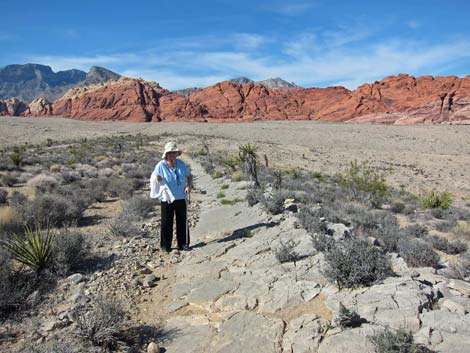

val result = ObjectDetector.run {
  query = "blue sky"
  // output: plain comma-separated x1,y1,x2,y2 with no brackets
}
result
1,0,470,90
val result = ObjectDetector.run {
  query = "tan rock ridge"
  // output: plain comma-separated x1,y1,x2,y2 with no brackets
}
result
8,73,470,124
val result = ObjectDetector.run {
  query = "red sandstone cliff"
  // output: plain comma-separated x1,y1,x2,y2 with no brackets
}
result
4,74,470,124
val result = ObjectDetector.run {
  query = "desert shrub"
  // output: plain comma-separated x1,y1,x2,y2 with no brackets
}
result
335,303,366,328
311,233,335,252
82,178,108,203
53,229,89,274
274,239,300,263
434,219,457,232
9,147,24,168
123,195,155,220
14,192,86,227
420,190,452,209
107,177,134,199
262,191,287,215
72,296,126,349
61,169,81,184
109,211,141,237
324,238,392,289
0,188,7,204
0,253,35,319
27,173,59,193
390,201,405,214
0,174,17,187
402,224,428,238
221,184,229,190
246,186,264,206
217,191,226,199
427,235,467,255
370,327,435,353
453,223,470,240
75,163,98,178
397,238,440,268
447,251,470,280
338,160,388,207
297,206,328,235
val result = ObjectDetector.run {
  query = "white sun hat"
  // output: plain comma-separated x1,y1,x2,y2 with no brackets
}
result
162,141,182,159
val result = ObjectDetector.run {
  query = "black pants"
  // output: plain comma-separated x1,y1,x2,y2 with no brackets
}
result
160,199,189,251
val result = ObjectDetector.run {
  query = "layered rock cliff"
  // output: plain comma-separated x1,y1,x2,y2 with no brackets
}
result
3,73,470,124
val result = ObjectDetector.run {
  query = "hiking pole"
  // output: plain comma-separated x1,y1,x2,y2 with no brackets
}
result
185,191,190,246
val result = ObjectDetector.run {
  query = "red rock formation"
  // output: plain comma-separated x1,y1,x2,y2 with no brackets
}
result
17,74,470,124
0,98,28,116
51,78,167,122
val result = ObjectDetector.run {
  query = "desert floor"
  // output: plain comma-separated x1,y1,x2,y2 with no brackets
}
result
1,117,469,205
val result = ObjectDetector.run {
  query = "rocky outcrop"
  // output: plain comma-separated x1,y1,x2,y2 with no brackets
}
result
9,73,470,124
0,63,121,103
0,97,28,116
51,78,166,122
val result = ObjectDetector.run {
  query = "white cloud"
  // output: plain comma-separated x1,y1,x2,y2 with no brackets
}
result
24,31,470,90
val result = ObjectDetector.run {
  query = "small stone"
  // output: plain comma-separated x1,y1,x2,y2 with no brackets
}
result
147,342,160,353
67,273,85,284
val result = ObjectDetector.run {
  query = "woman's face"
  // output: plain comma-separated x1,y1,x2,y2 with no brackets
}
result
166,151,178,162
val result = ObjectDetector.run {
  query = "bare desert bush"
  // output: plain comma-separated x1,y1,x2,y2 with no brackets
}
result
246,185,264,206
420,190,452,209
0,261,35,320
75,163,98,178
324,238,392,289
107,177,135,199
109,211,141,237
452,222,470,240
15,193,86,227
262,191,288,215
401,224,428,238
0,188,7,204
335,303,366,328
81,178,108,203
397,238,440,268
72,296,126,349
0,173,18,187
27,173,59,193
427,235,467,255
311,233,335,252
370,327,435,353
274,239,300,263
338,160,389,208
61,169,82,184
447,251,470,280
53,229,89,275
123,194,155,220
297,206,328,235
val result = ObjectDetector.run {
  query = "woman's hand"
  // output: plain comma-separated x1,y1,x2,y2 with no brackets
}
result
157,175,162,182
185,185,191,194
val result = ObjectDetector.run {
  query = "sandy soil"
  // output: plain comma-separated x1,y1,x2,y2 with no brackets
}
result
1,117,470,205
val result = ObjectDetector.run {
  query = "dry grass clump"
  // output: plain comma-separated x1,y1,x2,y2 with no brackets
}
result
274,239,300,263
27,173,59,193
72,296,126,350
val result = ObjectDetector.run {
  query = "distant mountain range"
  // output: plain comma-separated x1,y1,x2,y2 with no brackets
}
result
1,63,470,124
174,77,299,97
0,64,120,103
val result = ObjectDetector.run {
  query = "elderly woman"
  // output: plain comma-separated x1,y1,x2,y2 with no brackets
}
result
154,141,192,253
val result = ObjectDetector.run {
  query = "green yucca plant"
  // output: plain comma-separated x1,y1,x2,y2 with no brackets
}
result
238,143,260,187
1,225,56,273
